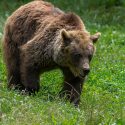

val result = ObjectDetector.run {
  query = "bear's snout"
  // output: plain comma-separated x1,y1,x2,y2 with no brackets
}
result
82,63,90,75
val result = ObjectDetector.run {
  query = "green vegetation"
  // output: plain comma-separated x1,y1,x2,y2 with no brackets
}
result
0,0,125,124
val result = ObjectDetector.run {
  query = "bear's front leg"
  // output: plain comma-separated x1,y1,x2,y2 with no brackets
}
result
21,67,40,93
60,68,85,106
20,58,40,93
22,71,40,93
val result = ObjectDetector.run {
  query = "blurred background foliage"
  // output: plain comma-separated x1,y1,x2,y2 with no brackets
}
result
0,0,125,10
0,0,125,31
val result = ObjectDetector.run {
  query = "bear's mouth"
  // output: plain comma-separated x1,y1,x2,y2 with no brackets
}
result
69,66,80,77
69,67,89,81
69,66,86,78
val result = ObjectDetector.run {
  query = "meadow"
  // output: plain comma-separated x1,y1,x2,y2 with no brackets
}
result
0,0,125,124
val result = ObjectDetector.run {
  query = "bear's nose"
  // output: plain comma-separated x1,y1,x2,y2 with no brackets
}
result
83,63,90,75
83,67,90,75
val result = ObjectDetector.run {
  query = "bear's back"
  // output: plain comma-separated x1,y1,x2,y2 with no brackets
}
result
4,0,63,46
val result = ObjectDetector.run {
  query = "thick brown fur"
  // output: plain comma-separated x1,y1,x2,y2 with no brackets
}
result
3,0,100,105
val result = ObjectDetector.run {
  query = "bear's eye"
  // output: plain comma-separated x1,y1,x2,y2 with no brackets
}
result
75,53,82,58
72,53,82,61
88,54,93,61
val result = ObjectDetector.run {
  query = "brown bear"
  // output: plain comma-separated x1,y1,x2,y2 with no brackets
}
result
3,0,101,105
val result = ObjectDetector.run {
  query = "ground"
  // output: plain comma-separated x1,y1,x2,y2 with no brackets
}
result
0,0,125,124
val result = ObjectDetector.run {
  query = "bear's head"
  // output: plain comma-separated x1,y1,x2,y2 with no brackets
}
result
54,29,101,78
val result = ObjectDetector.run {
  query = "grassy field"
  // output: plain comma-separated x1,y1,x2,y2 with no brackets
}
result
0,0,125,124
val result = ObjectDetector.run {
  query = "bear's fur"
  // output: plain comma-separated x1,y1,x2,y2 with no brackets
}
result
3,0,101,105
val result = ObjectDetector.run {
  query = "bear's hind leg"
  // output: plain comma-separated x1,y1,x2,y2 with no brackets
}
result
7,68,24,90
3,42,24,90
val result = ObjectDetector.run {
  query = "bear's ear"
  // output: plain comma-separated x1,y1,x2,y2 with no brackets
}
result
90,32,101,43
61,29,71,45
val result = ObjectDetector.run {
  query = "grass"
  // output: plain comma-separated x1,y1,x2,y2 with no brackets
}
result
0,0,125,124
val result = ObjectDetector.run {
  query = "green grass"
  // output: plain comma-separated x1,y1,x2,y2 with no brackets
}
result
0,0,125,124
